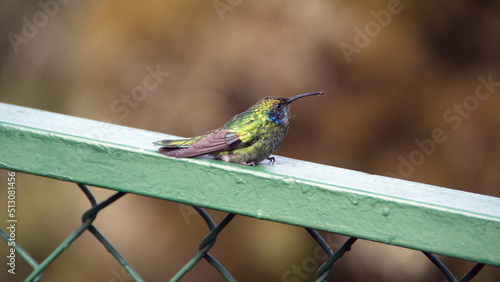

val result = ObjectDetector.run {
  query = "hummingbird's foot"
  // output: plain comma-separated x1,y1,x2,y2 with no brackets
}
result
242,161,256,166
267,157,275,165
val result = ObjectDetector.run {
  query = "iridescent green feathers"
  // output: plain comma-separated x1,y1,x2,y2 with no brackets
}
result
155,92,323,165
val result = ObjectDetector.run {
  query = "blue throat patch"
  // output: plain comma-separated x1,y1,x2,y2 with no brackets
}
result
268,111,284,125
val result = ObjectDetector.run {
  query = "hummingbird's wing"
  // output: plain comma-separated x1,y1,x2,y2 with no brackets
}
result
159,129,243,158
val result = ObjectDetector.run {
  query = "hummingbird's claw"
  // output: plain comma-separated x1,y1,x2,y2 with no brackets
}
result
267,157,275,165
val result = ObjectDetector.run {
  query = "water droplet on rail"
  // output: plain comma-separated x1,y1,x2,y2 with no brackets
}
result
382,207,390,217
256,210,264,218
350,198,359,205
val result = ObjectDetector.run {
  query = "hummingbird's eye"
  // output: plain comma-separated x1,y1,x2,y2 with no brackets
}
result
274,103,283,110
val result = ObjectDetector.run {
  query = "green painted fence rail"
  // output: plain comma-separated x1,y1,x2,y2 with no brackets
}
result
1,102,499,280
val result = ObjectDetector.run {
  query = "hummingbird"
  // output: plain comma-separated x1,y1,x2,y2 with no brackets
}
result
154,92,324,165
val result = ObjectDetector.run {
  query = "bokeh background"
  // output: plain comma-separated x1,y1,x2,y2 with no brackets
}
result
1,1,499,281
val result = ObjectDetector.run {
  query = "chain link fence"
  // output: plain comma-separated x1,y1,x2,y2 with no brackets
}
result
0,181,490,281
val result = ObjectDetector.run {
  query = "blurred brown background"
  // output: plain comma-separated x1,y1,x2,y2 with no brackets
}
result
0,1,499,281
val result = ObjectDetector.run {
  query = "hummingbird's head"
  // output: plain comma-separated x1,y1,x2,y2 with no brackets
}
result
257,92,324,125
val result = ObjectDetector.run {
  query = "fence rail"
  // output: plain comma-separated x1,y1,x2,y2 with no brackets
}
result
1,102,499,280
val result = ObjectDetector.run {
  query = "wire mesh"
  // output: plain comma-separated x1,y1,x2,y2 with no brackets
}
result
171,207,236,281
0,180,493,281
423,251,486,282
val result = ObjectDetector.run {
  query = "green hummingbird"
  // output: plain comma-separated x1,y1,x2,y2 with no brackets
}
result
154,91,324,165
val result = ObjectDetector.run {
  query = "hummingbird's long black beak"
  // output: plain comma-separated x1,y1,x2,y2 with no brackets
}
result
287,92,324,104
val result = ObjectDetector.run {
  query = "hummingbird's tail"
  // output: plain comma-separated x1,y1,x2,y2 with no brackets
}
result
154,138,196,147
158,146,191,157
154,137,200,158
